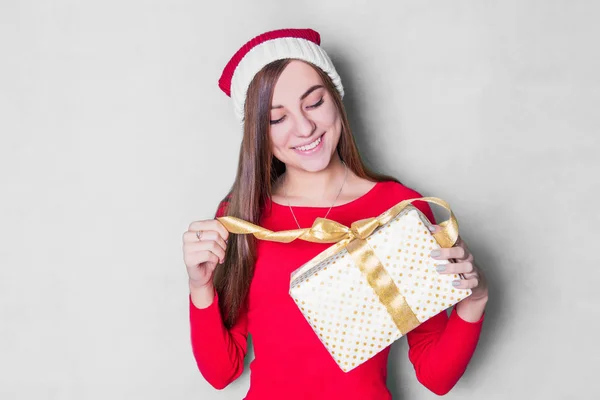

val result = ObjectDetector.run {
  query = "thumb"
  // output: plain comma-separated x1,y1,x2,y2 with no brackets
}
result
427,224,440,234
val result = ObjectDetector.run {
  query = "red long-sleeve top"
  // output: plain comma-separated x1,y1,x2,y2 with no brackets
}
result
189,181,484,399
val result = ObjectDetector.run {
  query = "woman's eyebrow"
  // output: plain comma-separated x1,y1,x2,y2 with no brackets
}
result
271,85,324,109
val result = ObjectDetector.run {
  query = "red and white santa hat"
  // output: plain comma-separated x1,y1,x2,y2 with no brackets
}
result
218,28,345,122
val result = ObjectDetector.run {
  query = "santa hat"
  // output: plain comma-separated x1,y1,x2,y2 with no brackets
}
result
218,28,344,123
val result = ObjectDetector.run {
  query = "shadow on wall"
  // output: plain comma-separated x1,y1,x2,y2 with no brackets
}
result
326,46,504,398
324,47,383,174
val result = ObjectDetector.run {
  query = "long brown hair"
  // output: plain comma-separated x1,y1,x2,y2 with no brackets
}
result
213,59,399,328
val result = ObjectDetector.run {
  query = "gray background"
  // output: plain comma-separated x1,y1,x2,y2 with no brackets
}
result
1,0,598,399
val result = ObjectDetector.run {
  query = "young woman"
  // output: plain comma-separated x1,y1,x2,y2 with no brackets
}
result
182,28,488,399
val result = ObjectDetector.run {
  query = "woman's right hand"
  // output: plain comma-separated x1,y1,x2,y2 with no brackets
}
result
183,219,229,290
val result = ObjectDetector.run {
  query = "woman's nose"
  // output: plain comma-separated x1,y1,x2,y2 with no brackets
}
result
293,112,316,137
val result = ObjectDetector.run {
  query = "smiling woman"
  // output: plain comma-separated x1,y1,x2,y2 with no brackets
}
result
268,63,342,173
182,28,487,400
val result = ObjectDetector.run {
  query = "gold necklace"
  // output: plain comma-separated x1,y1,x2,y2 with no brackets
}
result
283,161,348,229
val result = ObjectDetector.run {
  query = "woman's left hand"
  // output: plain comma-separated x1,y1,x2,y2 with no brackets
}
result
428,225,489,303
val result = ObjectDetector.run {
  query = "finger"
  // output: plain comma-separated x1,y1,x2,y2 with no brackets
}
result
195,235,228,258
202,232,228,253
462,272,478,279
192,250,220,267
451,276,479,290
455,236,474,262
427,224,439,234
188,220,230,242
434,261,474,275
183,230,227,251
189,241,226,263
430,246,470,261
429,229,475,261
183,230,203,243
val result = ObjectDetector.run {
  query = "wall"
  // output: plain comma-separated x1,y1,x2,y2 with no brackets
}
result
1,1,598,399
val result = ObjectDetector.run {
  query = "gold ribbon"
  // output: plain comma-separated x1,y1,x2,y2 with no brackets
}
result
217,197,459,334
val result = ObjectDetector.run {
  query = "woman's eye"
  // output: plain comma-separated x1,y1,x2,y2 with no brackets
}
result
270,116,285,125
269,98,323,124
308,97,324,109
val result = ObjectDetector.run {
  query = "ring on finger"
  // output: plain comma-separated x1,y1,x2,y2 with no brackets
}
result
196,230,203,241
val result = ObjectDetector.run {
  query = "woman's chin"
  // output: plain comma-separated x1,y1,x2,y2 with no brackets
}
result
293,155,334,173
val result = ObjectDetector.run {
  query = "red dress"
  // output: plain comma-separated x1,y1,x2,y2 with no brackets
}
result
189,181,484,399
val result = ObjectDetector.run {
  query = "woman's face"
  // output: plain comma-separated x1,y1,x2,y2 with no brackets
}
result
269,60,342,173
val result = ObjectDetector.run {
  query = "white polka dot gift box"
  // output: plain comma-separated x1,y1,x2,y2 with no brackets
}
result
217,197,471,373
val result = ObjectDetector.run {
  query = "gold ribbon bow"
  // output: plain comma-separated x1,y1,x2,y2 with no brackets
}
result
217,197,459,334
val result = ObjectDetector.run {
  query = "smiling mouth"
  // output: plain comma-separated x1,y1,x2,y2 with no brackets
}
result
293,133,324,151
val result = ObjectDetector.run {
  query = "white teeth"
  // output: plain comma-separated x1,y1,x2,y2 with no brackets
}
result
295,136,322,151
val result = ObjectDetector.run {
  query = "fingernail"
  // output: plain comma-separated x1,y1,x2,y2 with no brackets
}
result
452,280,461,287
430,249,441,257
428,226,436,232
435,265,446,272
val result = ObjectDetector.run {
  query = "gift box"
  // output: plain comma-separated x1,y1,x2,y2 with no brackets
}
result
218,197,471,373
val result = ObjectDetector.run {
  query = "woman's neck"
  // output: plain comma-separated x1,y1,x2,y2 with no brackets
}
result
276,156,348,204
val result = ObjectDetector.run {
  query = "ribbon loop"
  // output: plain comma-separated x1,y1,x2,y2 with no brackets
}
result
350,217,380,240
309,218,350,242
